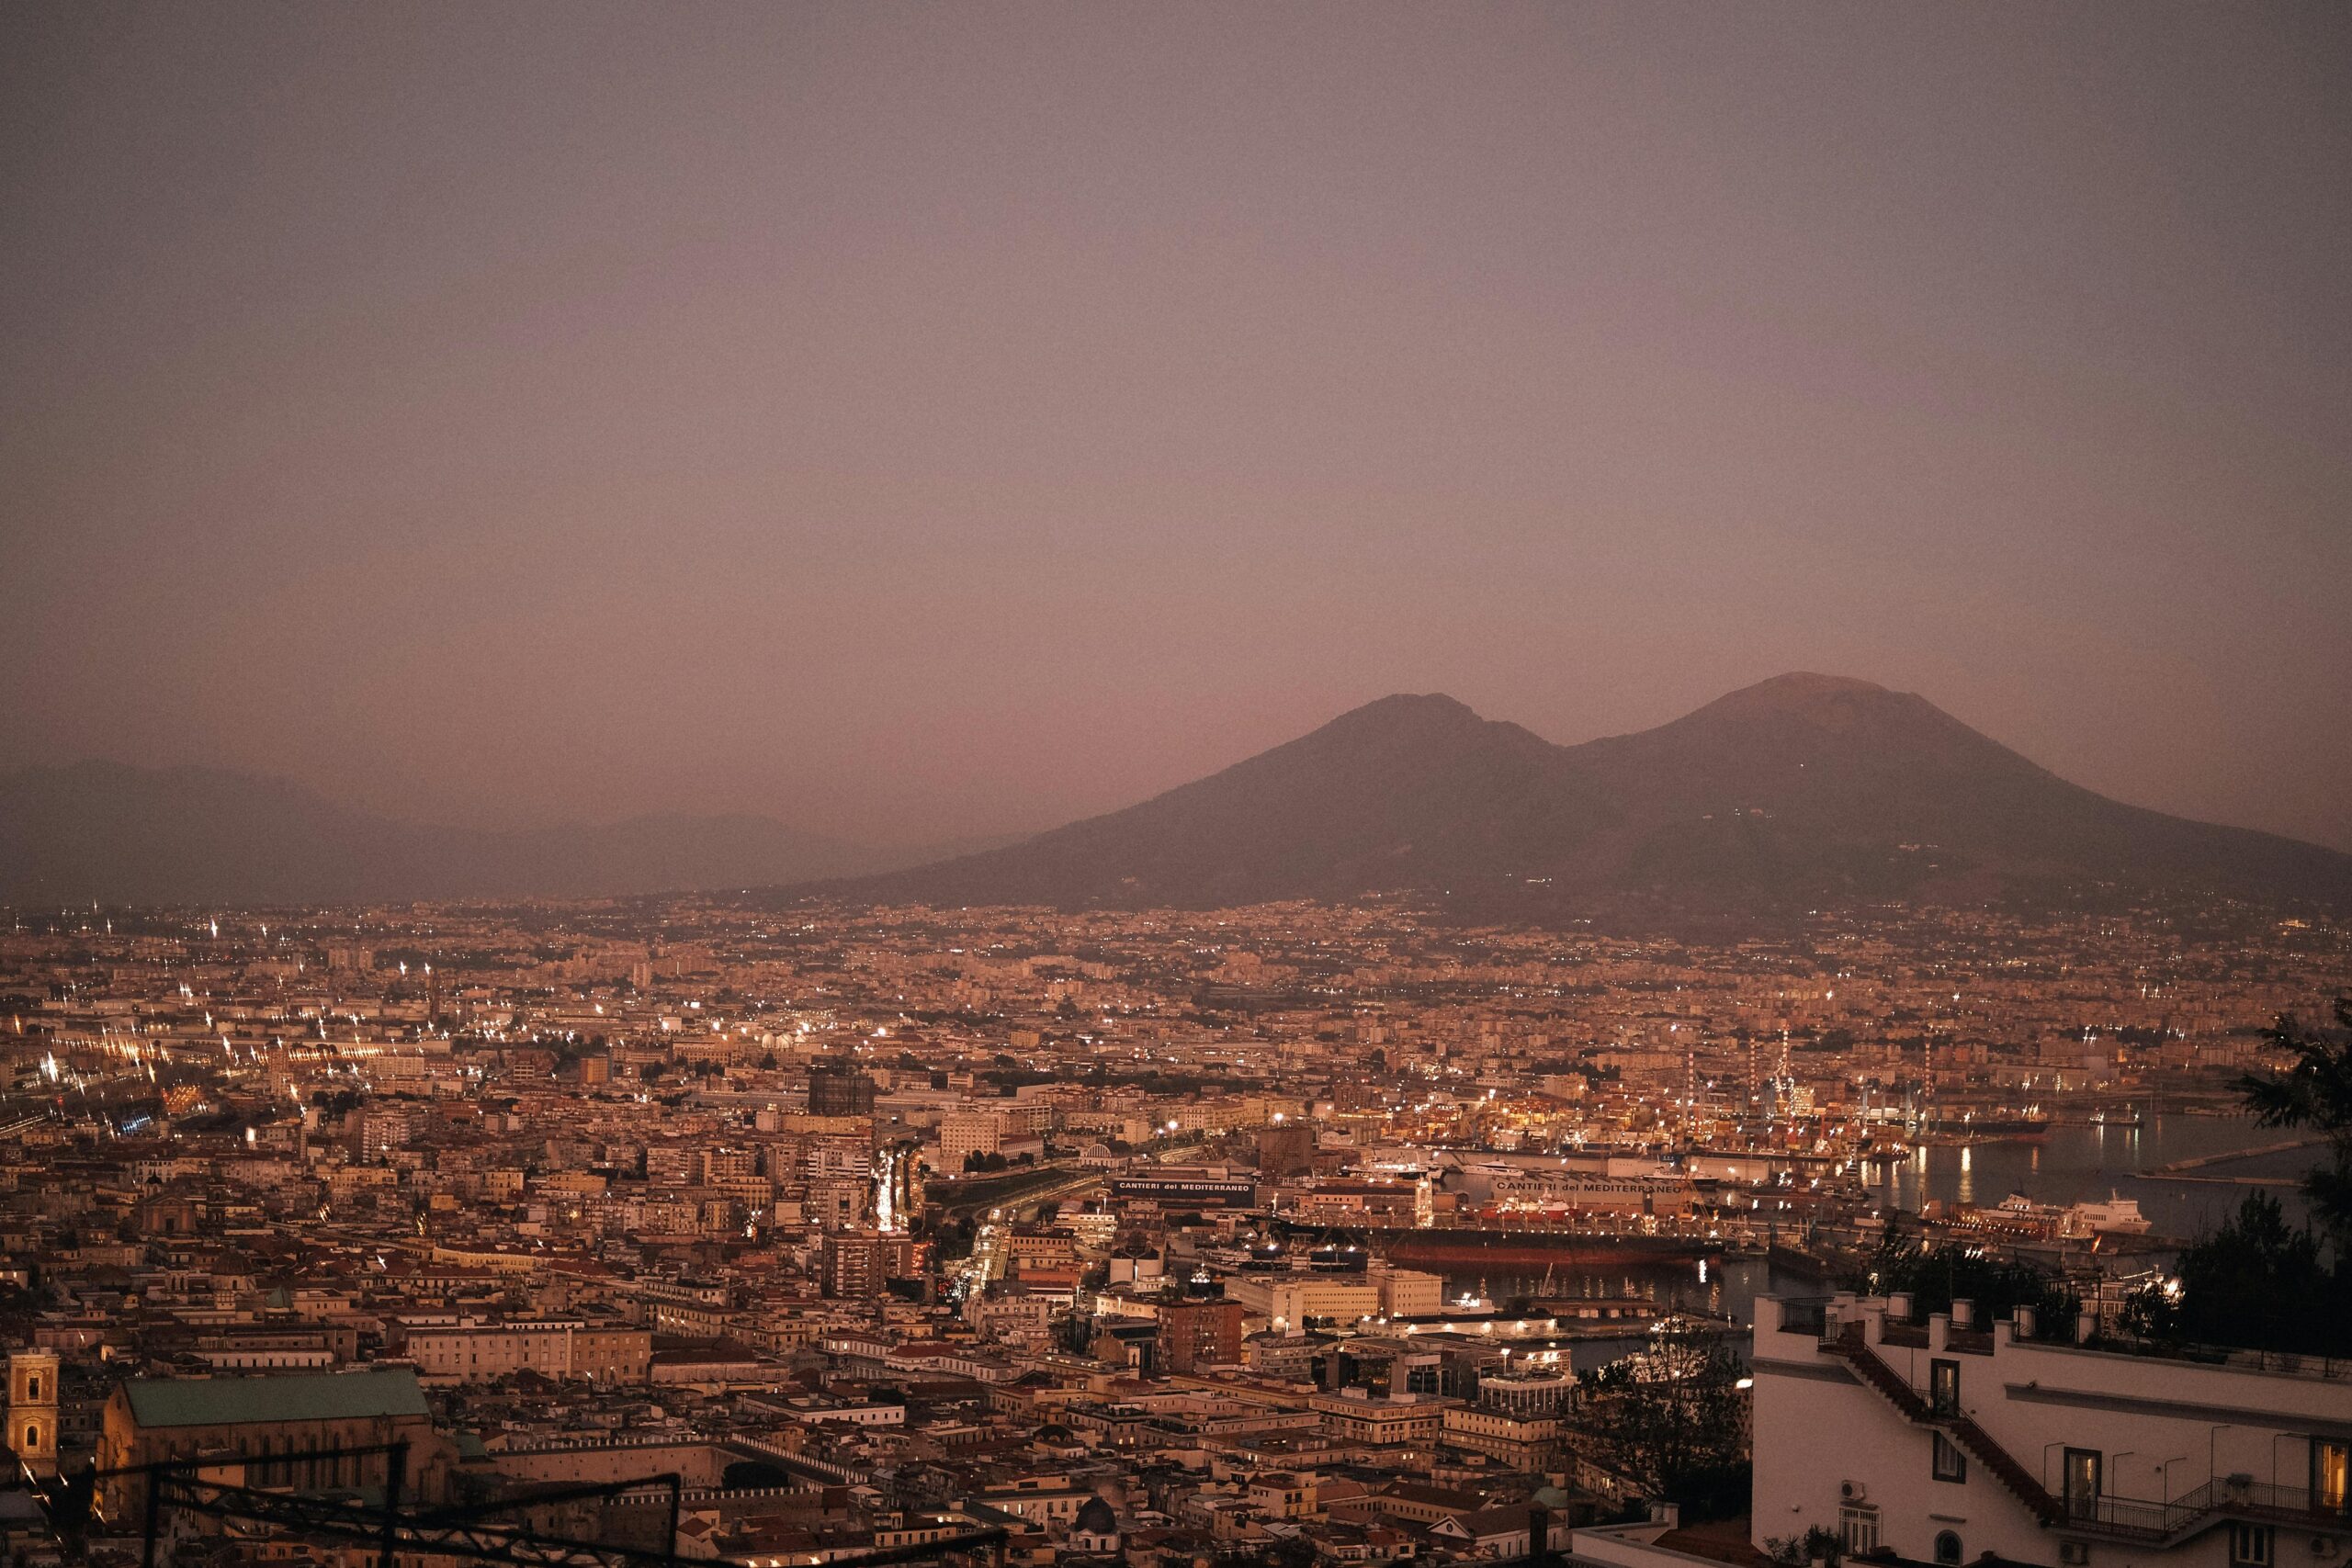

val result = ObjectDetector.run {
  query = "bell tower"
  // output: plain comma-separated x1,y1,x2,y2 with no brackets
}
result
6,1348,60,1477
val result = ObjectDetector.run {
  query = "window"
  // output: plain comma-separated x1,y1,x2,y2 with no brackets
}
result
24,1376,39,1401
1838,1505,1880,1556
2315,1438,2350,1515
1930,1359,1961,1416
2230,1524,2273,1568
2063,1449,2103,1520
1934,1532,1963,1566
1933,1431,1970,1483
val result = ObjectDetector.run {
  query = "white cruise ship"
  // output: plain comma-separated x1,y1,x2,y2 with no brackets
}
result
2063,1190,2152,1236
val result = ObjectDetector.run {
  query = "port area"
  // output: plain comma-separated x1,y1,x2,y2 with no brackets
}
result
2144,1134,2334,1184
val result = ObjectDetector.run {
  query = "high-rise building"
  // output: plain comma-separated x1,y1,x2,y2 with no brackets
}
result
821,1231,914,1299
1157,1295,1244,1373
808,1062,875,1118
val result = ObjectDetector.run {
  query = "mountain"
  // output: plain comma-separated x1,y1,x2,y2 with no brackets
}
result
0,761,944,907
14,677,2346,913
825,674,2352,912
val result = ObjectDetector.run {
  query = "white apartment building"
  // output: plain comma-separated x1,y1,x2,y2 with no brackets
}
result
1371,1264,1447,1317
1225,1272,1382,1334
937,1111,1003,1169
1751,1293,2352,1568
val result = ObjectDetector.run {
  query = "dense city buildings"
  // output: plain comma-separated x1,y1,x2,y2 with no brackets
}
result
0,891,2343,1567
14,0,2349,1564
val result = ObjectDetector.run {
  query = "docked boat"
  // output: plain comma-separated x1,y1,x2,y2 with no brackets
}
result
2063,1190,2152,1236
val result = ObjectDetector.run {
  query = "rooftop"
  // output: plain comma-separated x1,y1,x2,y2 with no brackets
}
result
123,1368,430,1429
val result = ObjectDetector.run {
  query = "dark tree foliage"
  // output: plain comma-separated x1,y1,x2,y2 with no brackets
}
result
2130,1191,2352,1358
2236,994,2352,1248
1578,1322,1752,1519
1216,1540,1315,1568
1841,1235,2077,1329
933,1217,976,1262
2125,1001,2352,1359
721,1460,794,1490
1764,1526,1846,1567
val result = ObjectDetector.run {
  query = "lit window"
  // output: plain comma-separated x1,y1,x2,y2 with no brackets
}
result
2315,1439,2350,1516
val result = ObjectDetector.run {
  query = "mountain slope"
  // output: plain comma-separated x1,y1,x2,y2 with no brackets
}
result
836,694,1611,908
831,674,2352,910
1543,674,2345,902
0,761,906,906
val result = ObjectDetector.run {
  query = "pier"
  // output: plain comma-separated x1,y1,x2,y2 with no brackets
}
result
2144,1135,2328,1185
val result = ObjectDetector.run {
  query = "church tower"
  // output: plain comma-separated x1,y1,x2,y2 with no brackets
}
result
7,1348,60,1478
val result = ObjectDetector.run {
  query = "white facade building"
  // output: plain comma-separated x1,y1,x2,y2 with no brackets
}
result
1751,1293,2352,1568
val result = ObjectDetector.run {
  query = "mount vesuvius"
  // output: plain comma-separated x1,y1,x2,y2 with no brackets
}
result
819,674,2352,913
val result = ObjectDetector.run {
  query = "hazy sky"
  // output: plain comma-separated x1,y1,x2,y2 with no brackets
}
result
5,4,2348,851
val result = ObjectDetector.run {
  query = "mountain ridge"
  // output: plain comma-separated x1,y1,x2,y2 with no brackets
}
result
6,674,2345,913
0,759,990,907
820,674,2352,913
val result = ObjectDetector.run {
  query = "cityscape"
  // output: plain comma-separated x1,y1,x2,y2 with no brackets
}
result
5,6,2350,1568
0,886,2346,1567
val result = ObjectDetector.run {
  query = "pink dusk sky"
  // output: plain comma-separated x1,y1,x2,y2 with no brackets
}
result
4,4,2347,850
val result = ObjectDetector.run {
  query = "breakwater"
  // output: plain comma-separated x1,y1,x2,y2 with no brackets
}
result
2147,1135,2328,1178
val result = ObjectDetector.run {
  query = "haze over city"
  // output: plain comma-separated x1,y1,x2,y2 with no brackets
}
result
6,4,2350,854
6,10,2352,1568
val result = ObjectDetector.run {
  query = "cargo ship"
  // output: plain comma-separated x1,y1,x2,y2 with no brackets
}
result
1919,1111,2052,1137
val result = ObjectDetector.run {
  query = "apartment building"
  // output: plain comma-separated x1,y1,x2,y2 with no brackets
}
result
937,1111,1002,1169
1752,1293,2352,1568
1227,1272,1381,1334
1157,1295,1246,1373
1310,1389,1453,1447
398,1318,651,1386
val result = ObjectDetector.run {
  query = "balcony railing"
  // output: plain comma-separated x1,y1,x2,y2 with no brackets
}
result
2073,1336,2352,1383
2059,1480,2352,1542
2166,1478,2352,1527
2054,1492,2181,1540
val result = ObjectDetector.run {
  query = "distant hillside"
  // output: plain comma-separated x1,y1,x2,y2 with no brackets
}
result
0,761,934,907
13,675,2345,914
824,674,2352,912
